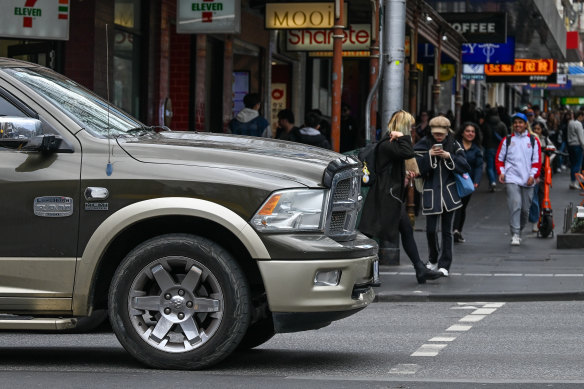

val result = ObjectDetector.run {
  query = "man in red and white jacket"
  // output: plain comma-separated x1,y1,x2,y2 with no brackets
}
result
495,112,542,246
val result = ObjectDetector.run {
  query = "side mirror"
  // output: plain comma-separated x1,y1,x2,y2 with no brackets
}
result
0,117,42,149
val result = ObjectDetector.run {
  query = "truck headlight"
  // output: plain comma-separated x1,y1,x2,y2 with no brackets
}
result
251,189,326,232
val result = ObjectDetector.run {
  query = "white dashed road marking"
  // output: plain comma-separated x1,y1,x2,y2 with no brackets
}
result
380,272,583,277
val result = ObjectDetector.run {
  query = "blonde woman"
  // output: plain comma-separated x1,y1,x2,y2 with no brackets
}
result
359,110,443,283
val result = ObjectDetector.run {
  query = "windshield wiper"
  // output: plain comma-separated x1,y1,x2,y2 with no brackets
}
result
124,126,171,136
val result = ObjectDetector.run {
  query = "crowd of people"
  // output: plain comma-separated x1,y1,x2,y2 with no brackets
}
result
229,93,584,284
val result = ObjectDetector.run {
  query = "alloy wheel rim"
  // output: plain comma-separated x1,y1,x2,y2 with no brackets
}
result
127,256,224,353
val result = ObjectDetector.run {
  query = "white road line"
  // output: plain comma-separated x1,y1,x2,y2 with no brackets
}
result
446,324,473,331
379,272,584,277
524,274,554,277
411,343,448,357
466,273,493,276
555,274,584,277
429,336,457,342
483,302,505,308
493,273,523,276
472,308,497,315
460,314,486,322
389,364,419,374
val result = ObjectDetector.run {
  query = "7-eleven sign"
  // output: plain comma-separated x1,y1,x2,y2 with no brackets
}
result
177,0,240,33
3,0,70,40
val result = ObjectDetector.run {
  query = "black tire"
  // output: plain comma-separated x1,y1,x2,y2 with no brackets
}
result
108,233,251,370
236,315,276,350
539,215,553,238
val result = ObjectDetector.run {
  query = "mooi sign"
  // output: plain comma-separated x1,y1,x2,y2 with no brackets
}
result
286,24,370,51
266,2,347,29
0,0,69,40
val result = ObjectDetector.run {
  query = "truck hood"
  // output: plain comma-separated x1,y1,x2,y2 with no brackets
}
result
116,131,355,187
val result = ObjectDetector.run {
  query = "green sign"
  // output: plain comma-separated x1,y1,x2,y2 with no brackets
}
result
561,97,584,105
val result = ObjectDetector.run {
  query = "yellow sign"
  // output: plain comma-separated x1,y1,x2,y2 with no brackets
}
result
440,64,455,81
265,2,347,29
485,59,555,76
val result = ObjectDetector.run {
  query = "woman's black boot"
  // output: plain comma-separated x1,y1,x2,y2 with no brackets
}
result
414,266,443,284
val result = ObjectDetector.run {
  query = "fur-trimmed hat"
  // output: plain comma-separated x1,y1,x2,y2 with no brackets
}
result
429,116,450,134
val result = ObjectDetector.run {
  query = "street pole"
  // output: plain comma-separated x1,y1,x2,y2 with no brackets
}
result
331,0,345,152
381,0,406,130
379,0,406,266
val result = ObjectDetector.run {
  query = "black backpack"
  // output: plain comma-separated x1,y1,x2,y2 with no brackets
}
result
357,136,388,187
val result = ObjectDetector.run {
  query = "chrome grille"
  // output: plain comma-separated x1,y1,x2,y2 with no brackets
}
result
324,167,362,241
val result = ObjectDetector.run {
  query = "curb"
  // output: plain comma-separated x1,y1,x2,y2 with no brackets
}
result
373,291,584,303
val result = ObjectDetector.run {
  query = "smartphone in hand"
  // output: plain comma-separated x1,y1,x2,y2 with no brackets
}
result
432,143,443,150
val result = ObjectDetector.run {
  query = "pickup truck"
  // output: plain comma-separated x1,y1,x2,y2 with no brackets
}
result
0,58,378,369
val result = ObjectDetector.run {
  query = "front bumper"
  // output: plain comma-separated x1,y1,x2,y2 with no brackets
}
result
256,254,378,314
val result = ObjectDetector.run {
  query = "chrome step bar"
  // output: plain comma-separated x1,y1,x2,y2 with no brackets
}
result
0,317,77,330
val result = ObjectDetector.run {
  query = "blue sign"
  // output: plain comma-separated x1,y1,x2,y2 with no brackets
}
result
417,44,456,64
462,37,515,64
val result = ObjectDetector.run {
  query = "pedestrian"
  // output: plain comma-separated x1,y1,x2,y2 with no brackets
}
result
359,110,443,284
275,108,300,141
414,116,471,277
340,102,358,152
495,112,542,246
482,107,508,192
296,111,331,149
414,110,430,142
567,110,584,189
228,93,271,138
453,122,484,243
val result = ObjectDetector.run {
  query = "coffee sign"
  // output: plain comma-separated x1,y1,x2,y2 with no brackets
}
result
441,13,507,43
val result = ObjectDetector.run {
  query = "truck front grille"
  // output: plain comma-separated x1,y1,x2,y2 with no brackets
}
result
324,167,362,241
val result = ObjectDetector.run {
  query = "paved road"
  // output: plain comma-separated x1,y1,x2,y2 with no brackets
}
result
0,302,583,388
375,169,584,301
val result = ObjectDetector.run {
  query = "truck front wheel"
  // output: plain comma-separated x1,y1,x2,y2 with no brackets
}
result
108,233,251,369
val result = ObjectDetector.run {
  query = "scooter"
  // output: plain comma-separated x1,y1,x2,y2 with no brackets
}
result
537,144,568,238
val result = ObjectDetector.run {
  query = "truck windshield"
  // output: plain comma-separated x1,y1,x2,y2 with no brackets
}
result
4,66,143,138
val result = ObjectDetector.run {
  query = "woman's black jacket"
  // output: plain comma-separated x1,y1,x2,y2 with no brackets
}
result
414,135,471,215
358,134,414,243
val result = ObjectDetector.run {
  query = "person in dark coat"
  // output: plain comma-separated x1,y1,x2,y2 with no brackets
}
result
414,116,471,277
452,122,484,243
481,107,508,192
359,110,443,284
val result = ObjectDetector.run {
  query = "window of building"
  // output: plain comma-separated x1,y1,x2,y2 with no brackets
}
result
114,0,142,118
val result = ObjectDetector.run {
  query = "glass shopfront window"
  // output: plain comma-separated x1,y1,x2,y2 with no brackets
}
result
114,0,142,118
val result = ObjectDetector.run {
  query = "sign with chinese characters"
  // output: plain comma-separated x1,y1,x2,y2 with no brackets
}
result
462,37,515,64
286,24,370,51
484,59,555,76
177,0,240,34
442,12,507,43
0,0,70,40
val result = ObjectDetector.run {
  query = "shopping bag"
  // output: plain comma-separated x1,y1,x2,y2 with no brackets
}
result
455,172,474,198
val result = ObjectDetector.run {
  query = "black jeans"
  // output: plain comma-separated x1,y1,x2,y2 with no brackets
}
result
453,194,472,232
426,210,455,270
398,204,424,269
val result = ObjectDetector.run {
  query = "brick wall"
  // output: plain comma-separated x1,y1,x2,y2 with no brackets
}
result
64,0,97,90
169,7,191,132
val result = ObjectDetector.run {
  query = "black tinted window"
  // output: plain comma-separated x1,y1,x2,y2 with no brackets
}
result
0,94,26,117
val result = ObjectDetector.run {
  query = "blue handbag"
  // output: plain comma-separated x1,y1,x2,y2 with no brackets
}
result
455,172,474,198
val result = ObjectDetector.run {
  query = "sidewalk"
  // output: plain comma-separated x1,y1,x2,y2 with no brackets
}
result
374,169,584,302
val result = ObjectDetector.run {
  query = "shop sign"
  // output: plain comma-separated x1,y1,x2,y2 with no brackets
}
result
561,97,584,105
486,74,557,83
177,0,240,34
0,0,70,40
525,81,572,90
462,37,515,65
462,64,485,80
441,13,507,43
485,59,555,76
265,3,347,29
308,51,370,57
286,24,370,51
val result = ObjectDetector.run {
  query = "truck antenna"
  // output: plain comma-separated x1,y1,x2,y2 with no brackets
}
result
106,23,113,176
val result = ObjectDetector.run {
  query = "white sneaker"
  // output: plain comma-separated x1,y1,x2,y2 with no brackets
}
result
532,223,539,232
426,262,438,271
511,234,521,246
438,268,449,277
569,182,580,190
